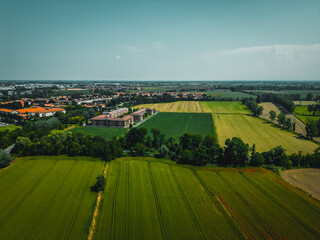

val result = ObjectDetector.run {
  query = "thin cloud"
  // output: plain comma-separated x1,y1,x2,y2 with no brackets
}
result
115,55,121,59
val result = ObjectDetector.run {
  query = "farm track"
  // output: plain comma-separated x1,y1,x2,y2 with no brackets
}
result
168,165,205,239
192,170,246,240
25,161,77,240
110,162,121,240
63,161,96,240
147,162,166,240
0,160,58,227
125,162,129,240
239,172,320,238
215,172,281,239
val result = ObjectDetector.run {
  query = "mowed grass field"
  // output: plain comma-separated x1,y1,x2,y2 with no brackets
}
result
0,155,104,240
138,112,215,139
95,157,320,239
133,101,203,112
70,126,127,140
135,101,318,154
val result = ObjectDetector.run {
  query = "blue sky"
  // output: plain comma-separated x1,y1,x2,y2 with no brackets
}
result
0,0,319,80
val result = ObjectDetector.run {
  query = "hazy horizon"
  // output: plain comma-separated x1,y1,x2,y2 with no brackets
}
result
1,0,319,81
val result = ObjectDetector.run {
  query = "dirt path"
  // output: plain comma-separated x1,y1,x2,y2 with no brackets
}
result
282,169,320,200
87,164,109,240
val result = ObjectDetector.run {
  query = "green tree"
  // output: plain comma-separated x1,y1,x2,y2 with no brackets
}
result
91,175,106,192
224,137,250,166
250,152,265,166
269,110,277,121
305,119,318,139
15,137,32,155
0,150,12,168
277,113,286,127
133,143,147,156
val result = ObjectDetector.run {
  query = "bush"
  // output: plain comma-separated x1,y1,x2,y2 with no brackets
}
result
0,150,13,169
90,175,106,192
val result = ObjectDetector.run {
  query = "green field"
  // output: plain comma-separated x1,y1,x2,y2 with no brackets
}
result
95,157,320,239
70,126,127,140
204,90,257,100
200,101,249,114
138,112,215,139
0,125,20,132
0,155,105,240
294,106,320,124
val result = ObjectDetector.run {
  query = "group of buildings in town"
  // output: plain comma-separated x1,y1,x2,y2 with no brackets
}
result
0,107,66,118
90,107,155,128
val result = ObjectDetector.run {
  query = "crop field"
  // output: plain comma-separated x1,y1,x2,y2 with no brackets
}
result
95,157,320,239
0,155,104,240
204,90,256,100
133,101,203,113
282,169,320,200
213,114,318,154
70,126,127,140
200,101,249,114
293,101,317,106
138,112,215,139
294,106,320,124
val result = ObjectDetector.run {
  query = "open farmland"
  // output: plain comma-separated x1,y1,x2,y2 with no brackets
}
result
0,156,104,240
204,90,256,100
294,106,320,124
70,126,127,140
200,101,249,114
213,114,318,154
138,112,215,139
95,157,320,239
282,169,320,200
134,101,317,153
133,101,203,113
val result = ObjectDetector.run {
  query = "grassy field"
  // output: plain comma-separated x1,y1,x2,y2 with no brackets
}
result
134,101,318,153
0,125,20,132
0,155,105,240
133,101,203,113
70,126,127,140
95,157,320,239
294,101,317,106
282,169,320,200
138,112,215,139
294,106,320,124
214,114,318,154
205,90,256,100
200,101,249,114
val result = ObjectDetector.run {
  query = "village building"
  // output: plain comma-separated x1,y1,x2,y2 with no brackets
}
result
130,108,154,122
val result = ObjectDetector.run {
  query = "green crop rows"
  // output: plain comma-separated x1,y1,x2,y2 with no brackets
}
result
0,156,104,240
95,158,320,239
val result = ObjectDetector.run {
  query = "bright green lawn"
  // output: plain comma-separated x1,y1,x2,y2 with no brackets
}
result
138,112,215,139
96,157,320,239
70,126,127,140
0,155,105,240
0,125,20,132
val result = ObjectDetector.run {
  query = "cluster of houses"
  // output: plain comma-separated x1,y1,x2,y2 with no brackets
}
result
0,107,66,118
90,107,155,128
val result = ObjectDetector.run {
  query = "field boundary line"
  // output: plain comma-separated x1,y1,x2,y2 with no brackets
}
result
125,162,129,240
0,160,59,228
239,172,320,238
110,161,121,240
87,163,110,240
192,169,246,240
215,172,280,239
25,160,77,240
169,165,206,239
64,161,96,240
147,162,166,240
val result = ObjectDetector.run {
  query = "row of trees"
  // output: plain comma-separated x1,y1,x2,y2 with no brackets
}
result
305,118,320,139
242,99,263,117
307,104,320,116
11,125,320,171
269,111,295,131
259,93,295,113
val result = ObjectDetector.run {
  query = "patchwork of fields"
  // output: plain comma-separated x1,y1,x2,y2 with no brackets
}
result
138,112,215,139
70,126,127,140
0,156,104,240
133,101,203,113
95,158,320,239
135,101,318,153
294,106,320,124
